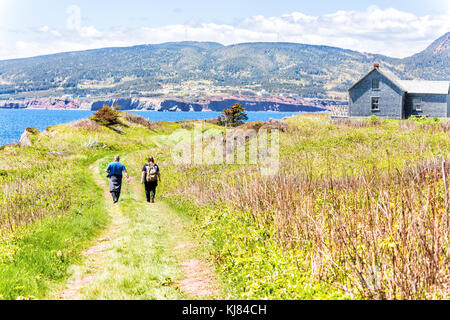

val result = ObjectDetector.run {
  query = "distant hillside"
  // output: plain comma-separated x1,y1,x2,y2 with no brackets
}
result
402,32,450,80
0,33,448,99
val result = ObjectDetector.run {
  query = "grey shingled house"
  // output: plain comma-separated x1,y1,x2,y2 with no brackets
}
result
348,64,450,119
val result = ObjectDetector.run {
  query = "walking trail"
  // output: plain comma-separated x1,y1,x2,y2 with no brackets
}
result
56,155,221,300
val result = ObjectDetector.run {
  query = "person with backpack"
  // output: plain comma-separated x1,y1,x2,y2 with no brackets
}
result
141,157,161,203
106,155,130,204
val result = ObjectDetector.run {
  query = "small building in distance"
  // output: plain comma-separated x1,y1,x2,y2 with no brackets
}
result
348,64,450,119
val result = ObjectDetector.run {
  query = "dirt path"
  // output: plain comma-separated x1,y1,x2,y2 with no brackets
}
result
57,156,221,300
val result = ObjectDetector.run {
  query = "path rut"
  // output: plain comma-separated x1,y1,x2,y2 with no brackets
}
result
57,155,221,300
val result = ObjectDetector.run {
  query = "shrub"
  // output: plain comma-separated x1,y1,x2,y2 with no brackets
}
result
123,113,155,130
334,118,381,128
23,127,40,144
71,119,101,131
90,105,121,126
178,122,195,130
25,127,40,135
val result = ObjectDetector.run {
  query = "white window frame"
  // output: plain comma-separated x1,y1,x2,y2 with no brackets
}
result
371,97,380,111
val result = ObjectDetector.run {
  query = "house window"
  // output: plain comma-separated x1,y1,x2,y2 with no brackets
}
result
372,79,380,90
371,97,380,111
413,98,422,112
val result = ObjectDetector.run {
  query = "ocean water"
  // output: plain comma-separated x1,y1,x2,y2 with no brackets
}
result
0,109,305,146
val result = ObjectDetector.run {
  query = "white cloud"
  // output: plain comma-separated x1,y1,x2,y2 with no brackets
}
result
39,26,62,37
79,26,103,38
1,6,449,60
235,7,449,56
65,5,102,38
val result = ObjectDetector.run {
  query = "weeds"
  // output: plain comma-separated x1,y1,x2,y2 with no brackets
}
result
1,112,448,300
123,113,157,131
163,115,450,299
71,119,101,131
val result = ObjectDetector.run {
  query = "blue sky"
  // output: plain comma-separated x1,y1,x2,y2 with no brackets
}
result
0,0,449,60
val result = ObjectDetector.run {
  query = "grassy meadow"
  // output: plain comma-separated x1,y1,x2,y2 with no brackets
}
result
161,115,450,300
0,112,449,300
0,114,182,299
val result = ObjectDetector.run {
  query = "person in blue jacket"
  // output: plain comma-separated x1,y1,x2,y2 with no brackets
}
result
106,155,130,203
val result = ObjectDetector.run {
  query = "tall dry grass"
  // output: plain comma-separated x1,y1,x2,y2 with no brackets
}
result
165,117,450,299
0,176,72,233
0,158,73,235
171,158,450,299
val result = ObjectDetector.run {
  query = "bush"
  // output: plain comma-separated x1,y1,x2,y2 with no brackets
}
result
90,105,121,126
25,127,40,135
123,113,155,130
71,119,101,131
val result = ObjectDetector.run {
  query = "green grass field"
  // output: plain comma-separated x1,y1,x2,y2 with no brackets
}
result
0,113,449,300
161,115,450,299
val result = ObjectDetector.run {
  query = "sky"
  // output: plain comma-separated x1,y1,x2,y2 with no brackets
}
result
0,0,449,60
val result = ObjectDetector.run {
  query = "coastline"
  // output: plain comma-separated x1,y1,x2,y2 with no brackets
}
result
0,108,92,111
2,95,334,114
0,110,317,147
0,108,329,113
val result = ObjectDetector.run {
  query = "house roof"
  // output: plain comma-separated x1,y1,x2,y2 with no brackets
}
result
397,80,449,94
376,68,406,91
349,66,450,95
348,67,407,92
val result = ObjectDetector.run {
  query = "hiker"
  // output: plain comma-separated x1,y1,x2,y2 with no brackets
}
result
141,157,161,203
106,155,130,203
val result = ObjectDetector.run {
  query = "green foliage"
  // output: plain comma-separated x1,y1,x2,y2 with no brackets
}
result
0,111,181,299
24,127,40,144
0,167,108,300
1,112,448,300
25,127,40,135
217,103,248,127
79,195,189,300
402,32,450,80
165,196,349,300
161,114,450,300
1,34,447,99
410,115,441,124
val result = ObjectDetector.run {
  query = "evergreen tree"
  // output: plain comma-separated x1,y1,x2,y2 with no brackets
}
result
217,103,248,127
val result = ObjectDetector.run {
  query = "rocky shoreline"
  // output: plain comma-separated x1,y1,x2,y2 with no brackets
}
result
0,97,337,113
0,98,87,110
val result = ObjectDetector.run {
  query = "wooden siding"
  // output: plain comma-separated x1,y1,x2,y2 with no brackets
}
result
349,69,404,119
